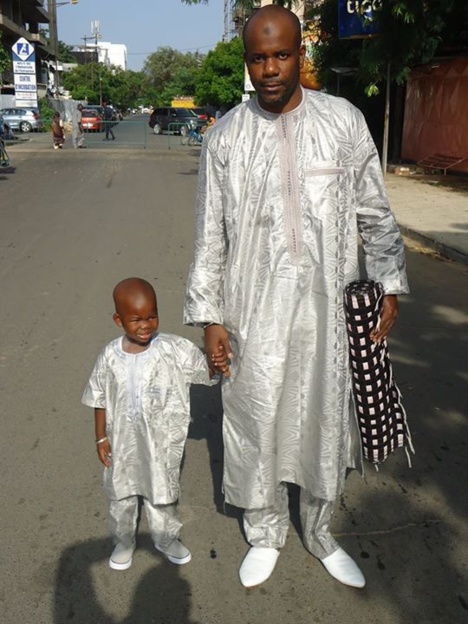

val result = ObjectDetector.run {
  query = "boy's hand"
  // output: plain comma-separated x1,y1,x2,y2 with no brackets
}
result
205,324,232,378
97,438,112,467
210,344,230,377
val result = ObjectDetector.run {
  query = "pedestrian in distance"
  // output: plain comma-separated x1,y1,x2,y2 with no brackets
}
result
51,111,65,150
184,5,409,590
72,103,85,149
103,102,115,141
82,278,226,571
0,114,10,167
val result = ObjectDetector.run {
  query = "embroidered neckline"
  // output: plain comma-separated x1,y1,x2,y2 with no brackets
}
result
252,86,307,121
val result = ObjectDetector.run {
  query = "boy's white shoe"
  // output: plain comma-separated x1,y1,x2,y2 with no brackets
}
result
109,543,135,570
239,547,280,587
155,539,192,565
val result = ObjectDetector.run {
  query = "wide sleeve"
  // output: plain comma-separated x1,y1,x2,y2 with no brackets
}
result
184,135,228,325
179,339,216,387
353,110,409,295
81,351,108,409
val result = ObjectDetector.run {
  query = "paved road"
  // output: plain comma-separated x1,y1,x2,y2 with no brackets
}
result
1,143,467,624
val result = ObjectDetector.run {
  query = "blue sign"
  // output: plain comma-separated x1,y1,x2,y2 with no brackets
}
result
338,0,382,39
12,37,35,62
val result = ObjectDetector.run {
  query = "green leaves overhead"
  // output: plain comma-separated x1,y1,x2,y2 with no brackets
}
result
312,0,468,96
195,37,244,108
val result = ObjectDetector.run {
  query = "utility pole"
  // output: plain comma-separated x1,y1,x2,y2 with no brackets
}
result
48,0,59,96
223,0,233,42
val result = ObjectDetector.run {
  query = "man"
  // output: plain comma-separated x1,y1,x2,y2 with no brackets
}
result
184,5,408,589
103,102,115,141
72,103,85,149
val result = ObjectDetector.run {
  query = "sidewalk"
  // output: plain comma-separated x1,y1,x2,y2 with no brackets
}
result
386,172,468,266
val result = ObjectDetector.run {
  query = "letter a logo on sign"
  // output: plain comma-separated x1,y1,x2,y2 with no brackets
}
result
12,37,33,61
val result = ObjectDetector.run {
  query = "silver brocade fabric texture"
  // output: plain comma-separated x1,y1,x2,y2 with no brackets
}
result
82,334,213,505
184,88,409,508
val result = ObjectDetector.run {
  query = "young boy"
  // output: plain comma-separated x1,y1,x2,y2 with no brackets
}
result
82,278,224,570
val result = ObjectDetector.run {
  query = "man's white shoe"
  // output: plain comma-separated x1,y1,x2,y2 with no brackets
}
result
321,547,366,588
109,543,135,570
155,539,192,565
239,547,280,588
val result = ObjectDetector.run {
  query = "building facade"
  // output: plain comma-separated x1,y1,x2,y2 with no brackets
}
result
0,0,54,97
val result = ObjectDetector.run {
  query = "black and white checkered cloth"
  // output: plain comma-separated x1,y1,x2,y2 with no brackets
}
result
344,280,414,466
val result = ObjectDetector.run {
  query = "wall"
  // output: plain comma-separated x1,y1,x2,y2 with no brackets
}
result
401,57,468,174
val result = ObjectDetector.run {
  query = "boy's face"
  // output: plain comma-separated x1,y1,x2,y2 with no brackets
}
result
113,294,159,347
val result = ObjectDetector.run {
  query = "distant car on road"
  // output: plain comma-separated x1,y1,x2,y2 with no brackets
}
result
148,107,200,136
0,107,43,132
81,108,103,132
86,104,105,119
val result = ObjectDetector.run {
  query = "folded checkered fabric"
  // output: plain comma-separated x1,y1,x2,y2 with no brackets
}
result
344,280,414,466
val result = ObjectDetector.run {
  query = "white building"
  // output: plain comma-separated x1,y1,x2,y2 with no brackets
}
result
75,42,128,71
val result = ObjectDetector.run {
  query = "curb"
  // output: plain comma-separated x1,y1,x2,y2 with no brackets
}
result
399,223,468,267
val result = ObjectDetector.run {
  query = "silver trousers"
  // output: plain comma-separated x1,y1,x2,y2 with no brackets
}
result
243,483,339,559
108,496,182,550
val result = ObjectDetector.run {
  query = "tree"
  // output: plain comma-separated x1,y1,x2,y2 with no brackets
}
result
310,0,468,96
61,63,152,109
143,47,204,106
195,37,244,109
0,32,11,81
57,41,76,64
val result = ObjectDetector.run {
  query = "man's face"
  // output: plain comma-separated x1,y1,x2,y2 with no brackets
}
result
244,19,305,114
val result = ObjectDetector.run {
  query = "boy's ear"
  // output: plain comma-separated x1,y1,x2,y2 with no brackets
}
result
113,312,123,327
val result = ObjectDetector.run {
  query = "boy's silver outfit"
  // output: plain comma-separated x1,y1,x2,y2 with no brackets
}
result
184,89,409,556
82,333,212,547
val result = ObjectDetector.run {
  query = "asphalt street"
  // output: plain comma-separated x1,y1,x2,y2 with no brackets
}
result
1,134,467,624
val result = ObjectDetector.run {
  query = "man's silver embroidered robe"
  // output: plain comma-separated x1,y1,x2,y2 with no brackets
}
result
82,334,212,505
184,89,409,509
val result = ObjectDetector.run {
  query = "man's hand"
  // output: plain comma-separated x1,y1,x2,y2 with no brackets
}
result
97,438,112,467
205,324,233,377
370,295,399,343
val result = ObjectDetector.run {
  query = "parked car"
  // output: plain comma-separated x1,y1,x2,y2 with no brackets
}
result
0,107,43,132
81,108,103,132
191,107,208,122
148,107,200,135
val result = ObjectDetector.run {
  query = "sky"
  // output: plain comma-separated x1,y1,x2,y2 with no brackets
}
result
55,0,225,71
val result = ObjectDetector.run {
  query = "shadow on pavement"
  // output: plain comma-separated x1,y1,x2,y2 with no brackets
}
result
54,536,201,624
188,384,242,528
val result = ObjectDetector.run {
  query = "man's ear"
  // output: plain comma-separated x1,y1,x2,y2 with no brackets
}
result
298,44,306,69
113,312,123,327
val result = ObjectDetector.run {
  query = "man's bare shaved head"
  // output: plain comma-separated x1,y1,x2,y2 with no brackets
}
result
243,5,302,51
113,277,157,315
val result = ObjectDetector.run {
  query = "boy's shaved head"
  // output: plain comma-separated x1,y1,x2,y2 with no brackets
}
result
113,277,156,315
243,4,302,51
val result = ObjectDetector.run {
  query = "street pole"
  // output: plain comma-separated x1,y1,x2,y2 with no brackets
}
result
49,0,59,97
381,61,391,177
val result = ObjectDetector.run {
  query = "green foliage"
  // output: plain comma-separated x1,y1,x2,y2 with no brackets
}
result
38,98,55,131
143,47,204,106
62,63,152,109
311,0,468,97
195,37,244,108
0,31,11,77
58,41,76,64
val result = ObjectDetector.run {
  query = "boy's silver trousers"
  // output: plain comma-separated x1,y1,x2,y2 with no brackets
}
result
108,496,182,549
243,483,339,559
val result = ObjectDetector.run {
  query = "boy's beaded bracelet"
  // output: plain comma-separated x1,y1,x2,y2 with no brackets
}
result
96,436,108,445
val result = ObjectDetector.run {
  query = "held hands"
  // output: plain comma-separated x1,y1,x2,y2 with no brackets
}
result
205,324,233,378
370,295,399,343
96,437,112,467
